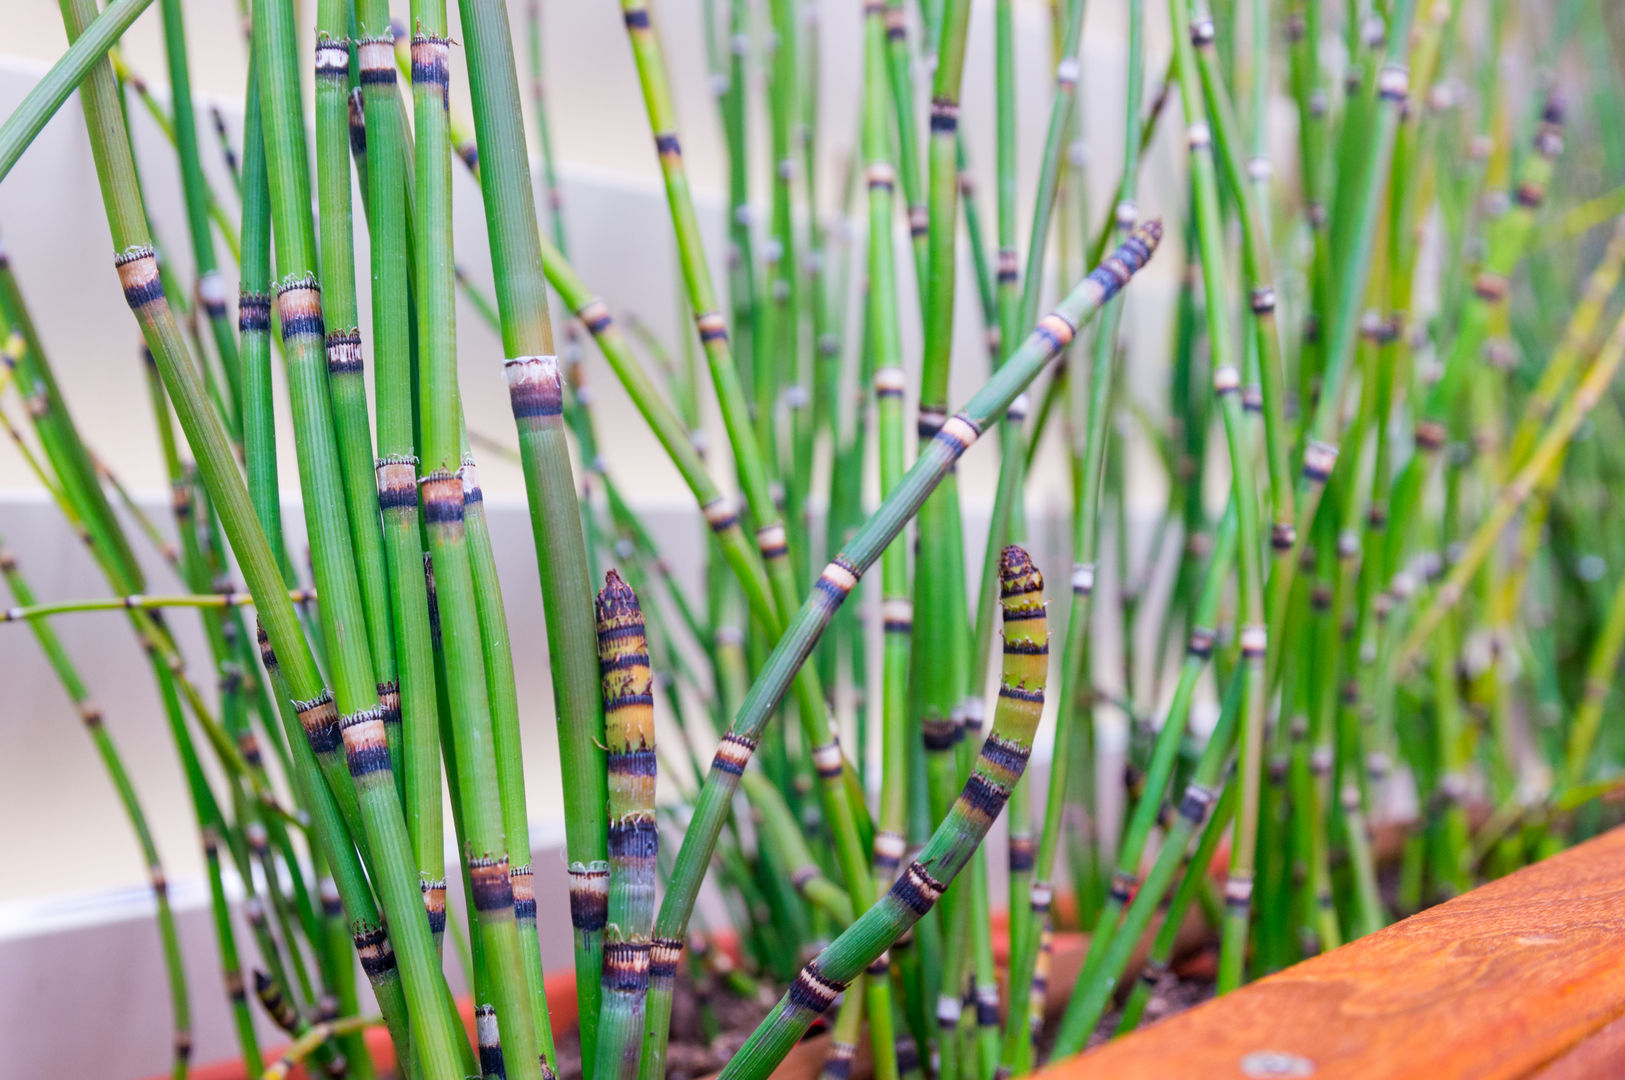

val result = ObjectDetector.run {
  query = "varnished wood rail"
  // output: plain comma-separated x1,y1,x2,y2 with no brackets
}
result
1046,825,1625,1080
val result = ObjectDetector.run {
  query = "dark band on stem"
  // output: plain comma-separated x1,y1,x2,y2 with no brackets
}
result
354,925,397,981
325,329,363,375
356,37,395,84
505,354,565,420
470,856,515,913
711,731,757,775
419,471,464,528
510,865,537,922
276,278,325,341
314,39,349,80
650,937,683,982
568,865,610,931
787,962,847,1015
375,457,418,513
603,940,652,994
476,1005,506,1079
340,706,391,778
411,36,451,110
1178,783,1216,824
239,291,271,333
891,860,946,915
697,311,729,343
115,247,164,311
295,690,341,754
422,879,448,934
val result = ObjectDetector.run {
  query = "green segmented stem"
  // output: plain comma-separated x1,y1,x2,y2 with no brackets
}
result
347,0,445,929
999,3,1145,1066
0,538,195,1080
407,0,550,1072
1113,775,1239,1036
1399,309,1625,672
613,9,880,1073
245,0,471,1073
313,12,403,791
235,65,288,581
648,223,1160,1079
910,9,974,1050
1269,0,1417,649
460,447,561,1073
53,2,453,1075
156,0,240,428
1379,94,1564,593
1187,0,1292,534
537,245,777,635
858,8,907,1080
717,546,1049,1080
1163,0,1268,993
883,0,929,293
1051,669,1244,1054
0,0,154,184
454,4,606,1049
526,0,569,253
593,572,658,1080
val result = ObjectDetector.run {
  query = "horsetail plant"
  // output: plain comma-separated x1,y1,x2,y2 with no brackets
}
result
12,4,1625,1080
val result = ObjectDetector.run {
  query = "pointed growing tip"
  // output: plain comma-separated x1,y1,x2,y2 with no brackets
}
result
596,568,644,625
1138,218,1164,248
999,545,1045,597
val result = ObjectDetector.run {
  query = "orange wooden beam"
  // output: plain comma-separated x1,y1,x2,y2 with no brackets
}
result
1042,825,1625,1080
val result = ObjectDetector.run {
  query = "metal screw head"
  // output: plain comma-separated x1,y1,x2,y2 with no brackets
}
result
1240,1051,1316,1078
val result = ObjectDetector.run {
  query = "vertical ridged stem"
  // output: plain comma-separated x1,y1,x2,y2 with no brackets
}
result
593,572,658,1080
1267,0,1418,666
999,3,1143,1069
156,0,241,432
859,8,905,1079
616,7,876,1075
1164,0,1269,994
251,0,471,1074
350,1,445,936
1113,775,1239,1036
314,11,404,792
454,3,606,1051
408,0,549,1072
1051,670,1245,1053
910,13,975,1066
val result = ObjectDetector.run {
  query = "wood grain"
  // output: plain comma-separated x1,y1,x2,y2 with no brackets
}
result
1045,825,1625,1080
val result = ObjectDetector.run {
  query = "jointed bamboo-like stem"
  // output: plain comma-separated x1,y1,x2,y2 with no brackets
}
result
859,7,906,1079
454,5,607,1052
262,1015,381,1080
611,10,882,1074
242,0,468,1072
0,537,196,1080
313,9,404,793
1399,308,1625,672
1162,0,1269,993
1051,670,1245,1054
156,0,240,428
406,0,551,1071
594,572,659,1080
719,545,1051,1080
0,587,314,621
1000,3,1148,1067
651,223,1160,1078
